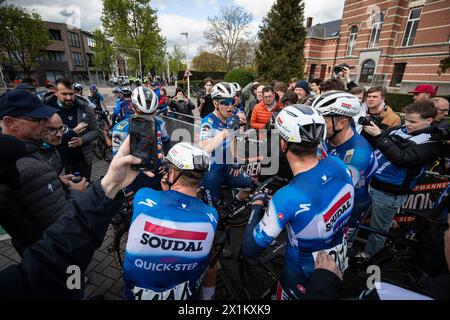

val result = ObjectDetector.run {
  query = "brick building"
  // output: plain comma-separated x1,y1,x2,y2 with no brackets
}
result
304,0,450,94
1,21,126,85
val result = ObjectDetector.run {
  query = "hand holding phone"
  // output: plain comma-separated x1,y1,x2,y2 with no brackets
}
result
129,115,158,171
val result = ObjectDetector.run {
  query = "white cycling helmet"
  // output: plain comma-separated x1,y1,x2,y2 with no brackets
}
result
275,104,326,144
166,142,211,172
211,82,236,100
131,86,158,114
312,91,361,118
230,82,242,92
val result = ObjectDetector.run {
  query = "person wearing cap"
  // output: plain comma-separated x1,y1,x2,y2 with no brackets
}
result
294,80,313,105
410,84,437,103
0,90,88,256
44,78,100,181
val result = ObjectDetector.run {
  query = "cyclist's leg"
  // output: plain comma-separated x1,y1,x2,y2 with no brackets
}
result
275,266,309,300
201,165,227,206
345,197,372,246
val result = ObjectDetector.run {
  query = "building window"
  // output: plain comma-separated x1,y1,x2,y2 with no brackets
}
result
87,36,96,48
359,59,375,84
308,64,317,82
390,63,407,87
45,71,64,83
72,52,83,67
402,8,422,47
49,29,62,41
87,53,94,67
46,51,66,62
368,13,384,48
69,32,80,47
346,26,358,56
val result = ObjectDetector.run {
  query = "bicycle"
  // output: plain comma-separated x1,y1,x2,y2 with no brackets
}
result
349,175,450,294
93,109,113,162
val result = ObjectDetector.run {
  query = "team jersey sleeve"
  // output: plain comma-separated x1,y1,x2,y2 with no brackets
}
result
199,118,213,141
345,144,377,187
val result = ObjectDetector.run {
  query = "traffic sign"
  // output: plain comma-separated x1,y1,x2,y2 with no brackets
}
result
184,70,192,77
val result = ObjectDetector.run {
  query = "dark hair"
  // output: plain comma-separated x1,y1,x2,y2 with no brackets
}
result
21,77,36,85
270,80,279,87
350,86,366,96
319,78,345,92
204,78,213,85
288,142,319,157
262,86,274,94
403,101,437,119
274,82,287,94
310,78,322,86
55,78,73,90
170,165,203,188
367,86,386,98
160,88,167,95
281,91,298,107
175,87,185,95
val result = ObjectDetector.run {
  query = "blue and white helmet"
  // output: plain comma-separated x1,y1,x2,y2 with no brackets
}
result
166,142,211,172
131,86,158,114
275,104,326,144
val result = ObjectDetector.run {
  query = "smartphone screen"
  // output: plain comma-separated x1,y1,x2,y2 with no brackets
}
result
129,115,158,171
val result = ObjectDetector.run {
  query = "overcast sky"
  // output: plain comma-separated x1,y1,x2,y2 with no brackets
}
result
7,0,345,57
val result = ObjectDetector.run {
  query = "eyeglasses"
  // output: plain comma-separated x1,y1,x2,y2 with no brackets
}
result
48,125,69,135
17,117,48,125
436,108,449,114
218,99,234,106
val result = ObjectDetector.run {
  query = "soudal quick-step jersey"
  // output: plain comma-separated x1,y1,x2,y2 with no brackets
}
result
199,112,235,170
244,156,354,298
326,132,378,203
123,188,218,300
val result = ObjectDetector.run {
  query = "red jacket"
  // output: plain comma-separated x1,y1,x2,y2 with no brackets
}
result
250,101,282,129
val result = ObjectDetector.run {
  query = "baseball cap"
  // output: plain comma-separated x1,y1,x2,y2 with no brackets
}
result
0,90,58,119
409,84,436,95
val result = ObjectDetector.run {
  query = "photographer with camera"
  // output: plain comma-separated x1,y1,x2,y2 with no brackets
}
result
358,101,441,259
333,64,358,91
360,87,401,146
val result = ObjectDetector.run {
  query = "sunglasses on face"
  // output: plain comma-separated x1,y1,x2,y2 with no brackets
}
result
48,125,69,135
219,99,235,106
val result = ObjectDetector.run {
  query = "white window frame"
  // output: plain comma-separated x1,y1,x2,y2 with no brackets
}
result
368,13,384,48
402,7,422,47
346,26,358,56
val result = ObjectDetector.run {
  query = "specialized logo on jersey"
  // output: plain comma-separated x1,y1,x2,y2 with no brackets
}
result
322,192,352,232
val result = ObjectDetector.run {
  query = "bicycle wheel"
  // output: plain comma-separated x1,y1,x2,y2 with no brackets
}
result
111,223,129,271
93,136,106,160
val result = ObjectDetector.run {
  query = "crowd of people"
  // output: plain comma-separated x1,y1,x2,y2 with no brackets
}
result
0,67,449,300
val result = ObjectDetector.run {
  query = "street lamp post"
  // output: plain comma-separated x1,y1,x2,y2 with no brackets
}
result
181,32,190,99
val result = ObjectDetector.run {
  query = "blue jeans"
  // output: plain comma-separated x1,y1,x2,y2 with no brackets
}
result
364,186,408,255
201,164,253,205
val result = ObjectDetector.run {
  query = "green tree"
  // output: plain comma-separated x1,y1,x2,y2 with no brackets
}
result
204,5,253,71
224,69,254,87
91,29,117,76
255,0,306,82
101,0,166,76
438,56,450,75
168,44,186,75
192,51,226,72
0,2,50,76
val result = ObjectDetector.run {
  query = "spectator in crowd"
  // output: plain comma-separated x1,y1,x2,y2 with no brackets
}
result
250,86,282,129
0,135,147,299
198,78,214,118
0,90,87,256
247,84,265,123
310,78,322,96
41,113,67,175
362,87,401,144
410,84,437,102
169,87,196,124
150,82,161,98
288,77,298,90
242,81,259,111
158,87,168,112
361,101,440,258
44,78,100,181
350,86,368,133
431,97,449,128
294,80,311,104
273,81,288,102
42,83,55,100
319,78,346,93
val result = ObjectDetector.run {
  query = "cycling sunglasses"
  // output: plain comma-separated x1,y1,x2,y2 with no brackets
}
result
218,98,235,106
